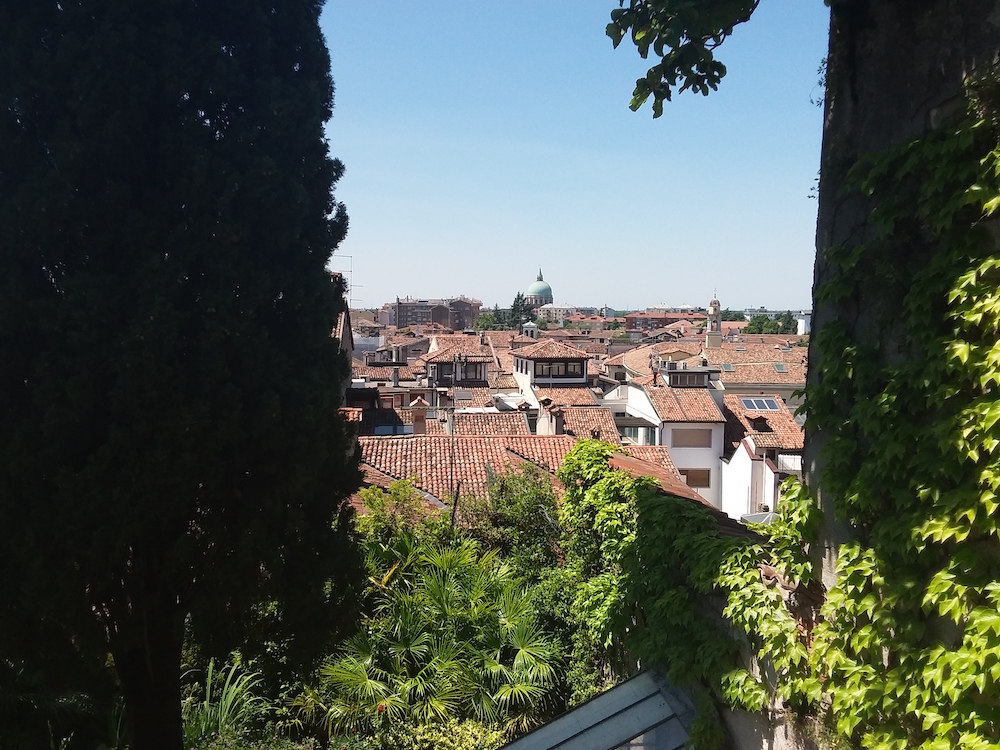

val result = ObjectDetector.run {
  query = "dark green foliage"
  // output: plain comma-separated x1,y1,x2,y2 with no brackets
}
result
606,0,760,116
507,293,534,327
720,309,746,321
743,311,796,335
301,483,561,741
462,464,561,582
0,2,362,748
775,310,797,334
472,311,503,330
744,313,780,334
557,441,819,748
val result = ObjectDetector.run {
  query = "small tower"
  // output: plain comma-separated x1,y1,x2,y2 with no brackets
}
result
706,293,723,348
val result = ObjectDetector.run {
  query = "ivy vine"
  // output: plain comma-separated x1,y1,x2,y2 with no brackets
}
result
560,82,1000,745
806,78,1000,750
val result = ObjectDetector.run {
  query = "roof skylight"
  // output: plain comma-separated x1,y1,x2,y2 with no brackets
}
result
740,397,780,411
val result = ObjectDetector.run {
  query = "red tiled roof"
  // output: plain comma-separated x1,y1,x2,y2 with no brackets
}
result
358,408,447,436
489,373,518,389
622,446,678,475
423,344,494,364
502,435,578,473
451,411,530,436
535,386,598,406
358,435,577,502
351,363,424,381
721,394,803,452
513,339,589,360
616,342,702,377
559,407,622,444
428,334,494,353
644,386,724,423
479,330,522,347
703,343,807,385
451,387,494,407
493,348,516,374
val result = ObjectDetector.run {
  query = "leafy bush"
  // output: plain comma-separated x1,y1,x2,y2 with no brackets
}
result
183,659,266,747
374,718,505,750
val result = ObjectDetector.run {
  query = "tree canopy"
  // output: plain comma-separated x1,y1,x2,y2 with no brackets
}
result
507,293,535,327
0,2,361,748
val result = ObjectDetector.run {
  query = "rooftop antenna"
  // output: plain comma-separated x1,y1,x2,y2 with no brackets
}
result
330,254,363,307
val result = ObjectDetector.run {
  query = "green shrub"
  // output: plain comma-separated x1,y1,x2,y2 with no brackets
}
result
373,718,505,750
183,659,266,747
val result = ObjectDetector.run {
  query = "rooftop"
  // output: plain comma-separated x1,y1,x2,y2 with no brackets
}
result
513,339,590,361
721,394,803,453
643,385,724,423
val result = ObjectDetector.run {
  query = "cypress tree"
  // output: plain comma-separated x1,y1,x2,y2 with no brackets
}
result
0,2,361,748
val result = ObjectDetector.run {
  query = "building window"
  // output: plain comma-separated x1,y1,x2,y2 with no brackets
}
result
671,428,712,448
679,468,711,488
669,372,707,387
535,362,551,377
621,426,655,445
567,362,583,376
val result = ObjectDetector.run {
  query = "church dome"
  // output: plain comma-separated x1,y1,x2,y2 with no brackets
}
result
527,277,552,298
525,268,553,303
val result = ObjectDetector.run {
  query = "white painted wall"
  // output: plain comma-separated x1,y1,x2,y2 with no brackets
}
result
661,422,725,507
721,443,754,520
620,384,659,427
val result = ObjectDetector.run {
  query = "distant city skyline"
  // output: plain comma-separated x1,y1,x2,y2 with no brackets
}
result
356,276,811,317
321,1,827,312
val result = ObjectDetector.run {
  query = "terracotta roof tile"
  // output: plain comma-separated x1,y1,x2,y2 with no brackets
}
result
502,435,578,473
479,330,522,347
513,339,589,360
358,408,446,435
489,373,518,389
535,386,598,406
451,412,530,436
722,394,803,452
451,387,494,407
423,344,494,364
358,435,577,502
643,386,724,423
428,335,496,355
622,445,679,475
559,407,622,444
351,363,423,381
617,342,702,377
704,343,807,385
493,349,516,374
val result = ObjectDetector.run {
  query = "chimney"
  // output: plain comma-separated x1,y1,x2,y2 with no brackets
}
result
410,396,429,435
551,406,564,435
391,367,400,387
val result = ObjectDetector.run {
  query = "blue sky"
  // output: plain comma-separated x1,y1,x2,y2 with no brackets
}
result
320,1,830,312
